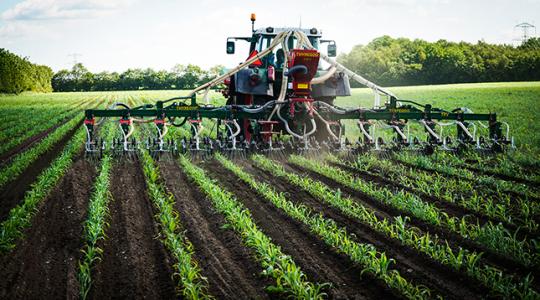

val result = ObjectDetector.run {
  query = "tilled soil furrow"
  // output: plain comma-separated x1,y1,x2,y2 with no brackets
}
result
0,159,94,299
246,160,487,299
159,161,272,299
0,120,83,222
202,160,398,300
90,161,177,299
290,163,540,285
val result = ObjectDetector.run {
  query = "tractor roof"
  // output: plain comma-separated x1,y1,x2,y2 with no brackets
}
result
253,27,323,38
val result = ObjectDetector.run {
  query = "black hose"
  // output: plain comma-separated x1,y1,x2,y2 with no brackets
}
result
162,96,193,104
397,99,425,108
285,65,308,77
114,103,131,109
239,100,276,113
169,117,188,127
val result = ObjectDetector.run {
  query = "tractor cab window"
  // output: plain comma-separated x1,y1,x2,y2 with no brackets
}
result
256,35,272,52
253,35,274,67
252,34,320,69
255,35,301,52
309,37,319,49
275,48,285,69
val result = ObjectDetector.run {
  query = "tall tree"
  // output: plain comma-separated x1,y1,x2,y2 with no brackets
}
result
0,49,53,94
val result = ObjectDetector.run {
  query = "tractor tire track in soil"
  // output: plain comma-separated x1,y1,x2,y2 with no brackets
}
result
288,163,540,286
201,160,398,300
0,119,84,222
244,160,487,300
0,158,95,299
90,160,177,300
159,161,272,299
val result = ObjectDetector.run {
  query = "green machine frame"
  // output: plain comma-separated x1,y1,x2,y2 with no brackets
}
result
84,95,506,147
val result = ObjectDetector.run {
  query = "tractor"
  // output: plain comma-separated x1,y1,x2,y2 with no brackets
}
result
83,13,514,158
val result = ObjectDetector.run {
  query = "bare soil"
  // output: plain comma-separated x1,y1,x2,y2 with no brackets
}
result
288,162,540,289
159,161,273,299
245,160,489,299
0,159,95,299
90,160,177,299
0,119,83,222
202,160,398,300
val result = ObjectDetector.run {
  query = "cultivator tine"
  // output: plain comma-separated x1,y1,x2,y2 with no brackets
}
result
181,119,213,160
221,145,247,160
222,147,247,161
357,120,375,147
378,149,393,160
109,116,138,160
254,121,288,159
215,119,249,160
84,117,103,162
112,137,138,160
293,137,319,158
146,117,177,161
268,148,287,161
84,139,103,162
391,124,408,145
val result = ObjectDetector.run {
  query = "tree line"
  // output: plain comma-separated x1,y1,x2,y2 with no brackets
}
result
2,37,539,94
337,36,540,87
52,63,225,92
0,49,53,94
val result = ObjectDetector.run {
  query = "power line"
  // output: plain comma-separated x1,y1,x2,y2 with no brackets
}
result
68,53,82,66
515,22,536,44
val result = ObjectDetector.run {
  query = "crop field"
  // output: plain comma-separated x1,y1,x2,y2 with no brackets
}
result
0,82,539,299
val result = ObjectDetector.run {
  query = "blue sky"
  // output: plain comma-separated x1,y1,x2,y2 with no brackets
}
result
1,0,538,72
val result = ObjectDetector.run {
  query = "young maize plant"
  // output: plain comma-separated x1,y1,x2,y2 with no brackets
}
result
179,155,328,299
77,123,115,299
431,151,540,185
0,126,87,252
139,148,210,299
252,155,539,299
507,151,540,176
395,152,540,199
215,154,433,300
289,155,539,269
0,102,78,140
0,99,86,142
337,154,538,232
0,113,85,189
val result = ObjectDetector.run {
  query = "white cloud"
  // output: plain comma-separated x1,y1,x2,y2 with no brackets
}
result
1,0,131,21
0,0,538,72
0,19,53,38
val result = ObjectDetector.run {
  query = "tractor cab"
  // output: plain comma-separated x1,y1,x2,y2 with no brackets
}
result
221,16,352,143
225,23,350,108
228,27,331,68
